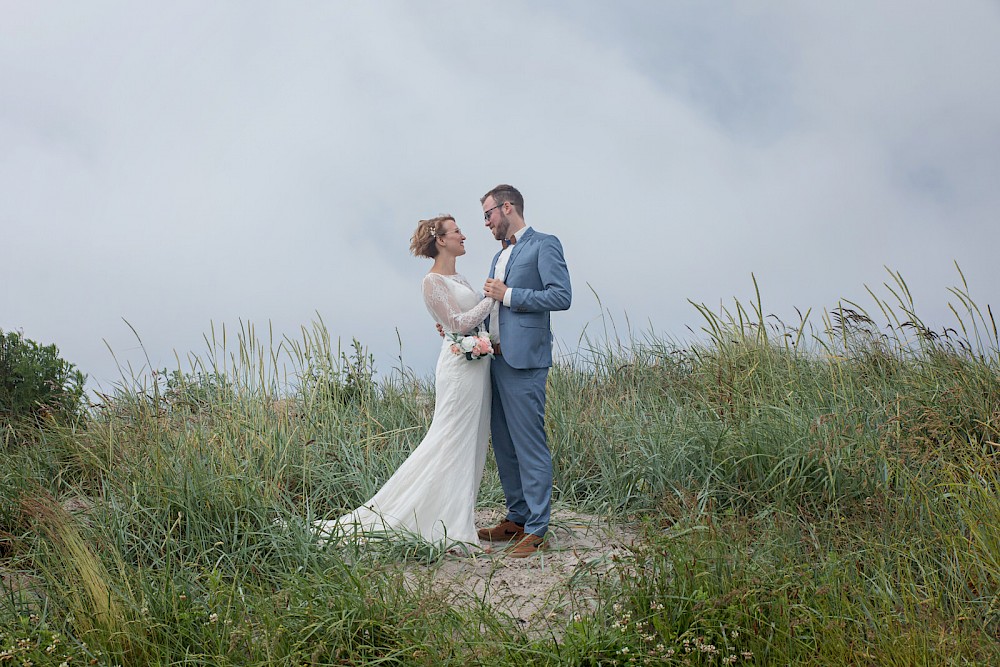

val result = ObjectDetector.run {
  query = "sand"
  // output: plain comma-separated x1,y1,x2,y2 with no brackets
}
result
420,509,640,636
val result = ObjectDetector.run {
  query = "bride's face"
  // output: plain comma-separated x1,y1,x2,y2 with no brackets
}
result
438,219,467,257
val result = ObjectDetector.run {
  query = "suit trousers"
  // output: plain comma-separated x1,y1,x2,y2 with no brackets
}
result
489,355,551,537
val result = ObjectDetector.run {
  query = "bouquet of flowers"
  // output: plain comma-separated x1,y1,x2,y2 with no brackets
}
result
446,331,495,360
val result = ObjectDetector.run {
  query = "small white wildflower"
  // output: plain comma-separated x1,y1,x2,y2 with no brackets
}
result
208,613,219,624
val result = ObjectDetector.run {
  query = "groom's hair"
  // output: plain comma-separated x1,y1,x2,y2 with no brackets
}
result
410,215,454,258
482,184,524,218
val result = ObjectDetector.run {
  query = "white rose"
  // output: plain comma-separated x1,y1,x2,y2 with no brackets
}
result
460,336,477,353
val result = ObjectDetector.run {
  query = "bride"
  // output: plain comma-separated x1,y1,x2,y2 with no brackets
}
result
315,215,496,547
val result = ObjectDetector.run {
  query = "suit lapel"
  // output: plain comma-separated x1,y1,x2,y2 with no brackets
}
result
504,227,533,279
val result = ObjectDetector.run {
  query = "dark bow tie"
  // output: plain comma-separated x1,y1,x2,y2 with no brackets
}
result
501,235,517,248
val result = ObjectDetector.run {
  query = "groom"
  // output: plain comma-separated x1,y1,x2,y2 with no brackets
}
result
478,184,571,557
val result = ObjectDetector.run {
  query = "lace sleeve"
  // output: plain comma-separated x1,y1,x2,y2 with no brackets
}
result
422,274,494,334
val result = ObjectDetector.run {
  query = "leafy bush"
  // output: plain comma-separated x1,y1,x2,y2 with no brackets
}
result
300,337,377,406
0,329,86,426
163,368,235,414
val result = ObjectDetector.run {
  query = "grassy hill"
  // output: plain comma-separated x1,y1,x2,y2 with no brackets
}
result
2,273,998,665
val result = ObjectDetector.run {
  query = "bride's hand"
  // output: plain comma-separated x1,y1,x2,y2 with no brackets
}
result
435,323,445,338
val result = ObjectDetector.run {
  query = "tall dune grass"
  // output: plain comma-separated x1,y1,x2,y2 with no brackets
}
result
1,269,998,665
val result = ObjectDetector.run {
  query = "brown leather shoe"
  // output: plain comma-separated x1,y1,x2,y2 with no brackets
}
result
477,519,525,542
506,533,546,558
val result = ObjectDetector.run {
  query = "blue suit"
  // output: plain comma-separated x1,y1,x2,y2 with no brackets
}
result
487,227,571,537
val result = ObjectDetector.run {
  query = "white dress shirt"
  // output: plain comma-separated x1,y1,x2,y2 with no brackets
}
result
489,226,530,341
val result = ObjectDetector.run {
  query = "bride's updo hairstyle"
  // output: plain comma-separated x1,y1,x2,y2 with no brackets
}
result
410,215,454,258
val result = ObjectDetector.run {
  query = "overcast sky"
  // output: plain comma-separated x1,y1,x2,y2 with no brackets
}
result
3,1,999,393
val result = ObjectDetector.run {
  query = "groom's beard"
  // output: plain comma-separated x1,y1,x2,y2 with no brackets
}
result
493,212,511,241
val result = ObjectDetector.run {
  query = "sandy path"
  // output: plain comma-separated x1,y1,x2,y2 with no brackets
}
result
422,509,640,635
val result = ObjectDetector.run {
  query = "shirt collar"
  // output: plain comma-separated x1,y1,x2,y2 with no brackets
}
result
503,226,530,249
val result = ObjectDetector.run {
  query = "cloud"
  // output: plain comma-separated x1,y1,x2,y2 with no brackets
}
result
2,1,999,391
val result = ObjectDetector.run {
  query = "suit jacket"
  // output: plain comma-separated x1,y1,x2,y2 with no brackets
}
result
488,227,571,369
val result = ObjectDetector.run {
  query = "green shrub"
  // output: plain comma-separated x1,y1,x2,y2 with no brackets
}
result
0,329,86,427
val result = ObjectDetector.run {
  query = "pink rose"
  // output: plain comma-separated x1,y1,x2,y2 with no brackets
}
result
450,344,461,355
474,337,492,356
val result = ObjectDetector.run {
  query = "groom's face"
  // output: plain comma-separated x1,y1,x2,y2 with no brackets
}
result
483,197,510,242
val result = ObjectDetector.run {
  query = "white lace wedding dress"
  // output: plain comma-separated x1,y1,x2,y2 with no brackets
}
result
315,273,494,546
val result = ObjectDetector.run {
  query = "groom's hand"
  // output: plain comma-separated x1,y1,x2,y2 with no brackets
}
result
484,278,507,300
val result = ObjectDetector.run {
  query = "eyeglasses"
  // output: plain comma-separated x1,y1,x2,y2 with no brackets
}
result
483,203,505,221
442,227,462,236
